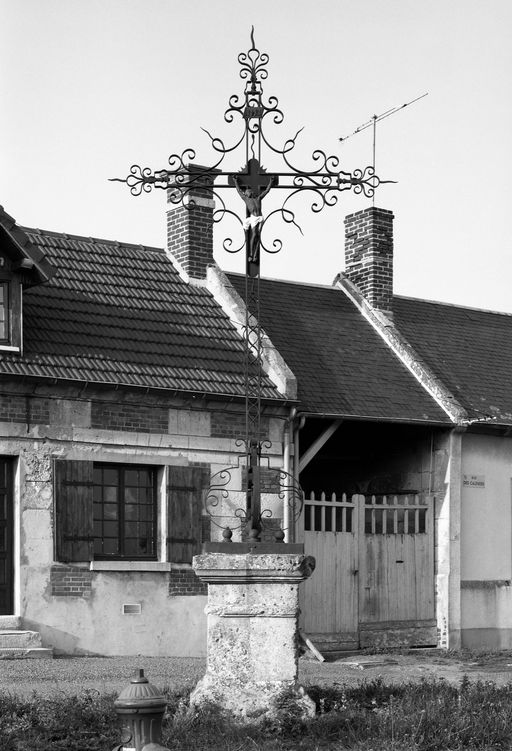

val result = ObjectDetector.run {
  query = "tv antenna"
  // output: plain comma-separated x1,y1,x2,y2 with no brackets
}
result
339,92,428,204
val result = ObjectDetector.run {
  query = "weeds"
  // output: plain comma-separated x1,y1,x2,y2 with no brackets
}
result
2,677,512,750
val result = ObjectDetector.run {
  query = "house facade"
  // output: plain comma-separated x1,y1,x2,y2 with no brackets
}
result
0,195,295,657
1,191,512,655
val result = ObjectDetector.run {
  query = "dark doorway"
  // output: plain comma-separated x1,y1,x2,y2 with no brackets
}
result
0,458,14,614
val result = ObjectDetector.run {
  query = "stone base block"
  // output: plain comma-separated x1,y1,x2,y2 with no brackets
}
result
192,550,317,722
189,674,315,722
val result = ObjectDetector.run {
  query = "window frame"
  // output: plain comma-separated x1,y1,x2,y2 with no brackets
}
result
92,463,158,561
0,282,10,344
0,274,22,351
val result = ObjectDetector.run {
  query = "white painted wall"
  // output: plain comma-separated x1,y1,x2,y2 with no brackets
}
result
460,432,512,648
461,433,512,580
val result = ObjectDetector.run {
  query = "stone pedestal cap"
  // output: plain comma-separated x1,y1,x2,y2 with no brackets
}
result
193,551,316,584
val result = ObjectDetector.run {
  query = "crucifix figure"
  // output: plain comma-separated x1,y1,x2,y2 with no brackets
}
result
231,158,278,277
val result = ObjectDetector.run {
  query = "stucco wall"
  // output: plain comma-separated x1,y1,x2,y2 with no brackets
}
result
460,432,512,648
0,383,288,656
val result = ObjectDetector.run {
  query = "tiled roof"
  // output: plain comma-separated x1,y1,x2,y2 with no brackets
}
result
394,296,512,425
228,274,450,424
0,226,280,399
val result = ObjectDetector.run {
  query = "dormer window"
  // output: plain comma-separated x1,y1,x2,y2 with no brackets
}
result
0,282,9,342
0,275,22,351
0,206,56,353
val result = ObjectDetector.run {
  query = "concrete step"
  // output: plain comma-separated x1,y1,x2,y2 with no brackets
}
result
0,647,53,660
0,630,44,649
0,616,22,630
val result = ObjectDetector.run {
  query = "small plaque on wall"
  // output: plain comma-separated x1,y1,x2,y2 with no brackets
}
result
463,474,485,489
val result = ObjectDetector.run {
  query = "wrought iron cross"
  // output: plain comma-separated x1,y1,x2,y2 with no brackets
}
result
111,29,392,543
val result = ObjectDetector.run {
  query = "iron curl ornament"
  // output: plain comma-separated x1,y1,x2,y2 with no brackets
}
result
110,29,394,544
110,27,393,257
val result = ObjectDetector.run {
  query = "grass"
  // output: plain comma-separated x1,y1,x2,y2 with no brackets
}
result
2,676,512,750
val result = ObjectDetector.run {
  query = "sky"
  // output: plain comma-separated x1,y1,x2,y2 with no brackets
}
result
1,0,512,312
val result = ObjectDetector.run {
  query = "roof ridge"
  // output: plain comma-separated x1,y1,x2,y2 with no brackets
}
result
228,271,335,291
394,293,512,318
20,226,165,255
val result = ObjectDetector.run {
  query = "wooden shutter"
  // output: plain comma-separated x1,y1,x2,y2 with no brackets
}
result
167,465,210,563
54,460,94,562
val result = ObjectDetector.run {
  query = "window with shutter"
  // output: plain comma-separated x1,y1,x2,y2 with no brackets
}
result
55,461,158,562
167,466,210,563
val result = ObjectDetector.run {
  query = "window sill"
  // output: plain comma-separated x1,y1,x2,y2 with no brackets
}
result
90,561,172,572
0,345,20,352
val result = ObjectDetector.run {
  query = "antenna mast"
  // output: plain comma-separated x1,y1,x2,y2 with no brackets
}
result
339,92,428,205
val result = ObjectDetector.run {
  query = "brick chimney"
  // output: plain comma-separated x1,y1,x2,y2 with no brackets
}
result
344,207,394,314
166,165,218,280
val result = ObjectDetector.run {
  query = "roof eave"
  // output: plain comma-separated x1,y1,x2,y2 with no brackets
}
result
0,371,297,408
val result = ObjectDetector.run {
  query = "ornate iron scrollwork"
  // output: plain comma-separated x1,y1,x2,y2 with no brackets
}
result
111,30,391,542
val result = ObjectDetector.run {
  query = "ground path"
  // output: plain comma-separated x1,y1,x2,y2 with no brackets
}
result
2,651,512,697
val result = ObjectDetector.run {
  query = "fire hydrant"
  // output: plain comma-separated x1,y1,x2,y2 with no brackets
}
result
112,669,169,751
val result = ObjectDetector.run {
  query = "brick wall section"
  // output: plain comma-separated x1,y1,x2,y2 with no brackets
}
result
167,204,214,279
51,565,93,598
344,207,394,314
0,394,50,424
168,567,207,596
211,411,269,440
241,466,281,493
166,166,219,280
91,401,168,433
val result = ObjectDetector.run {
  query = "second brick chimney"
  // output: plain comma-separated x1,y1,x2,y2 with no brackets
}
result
344,207,394,315
166,165,218,280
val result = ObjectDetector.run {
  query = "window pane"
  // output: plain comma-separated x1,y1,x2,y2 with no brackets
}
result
0,283,7,341
125,503,140,520
103,521,118,537
104,503,118,520
102,538,119,556
103,468,119,485
125,470,139,485
104,486,117,504
124,487,137,503
124,537,150,556
93,463,156,559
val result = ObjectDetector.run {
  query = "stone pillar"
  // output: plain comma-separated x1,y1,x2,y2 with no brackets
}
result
190,546,316,721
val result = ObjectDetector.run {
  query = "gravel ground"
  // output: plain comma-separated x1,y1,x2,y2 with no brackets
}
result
2,651,512,697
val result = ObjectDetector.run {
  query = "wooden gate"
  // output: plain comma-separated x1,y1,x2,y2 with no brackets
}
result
0,459,14,615
299,492,436,650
